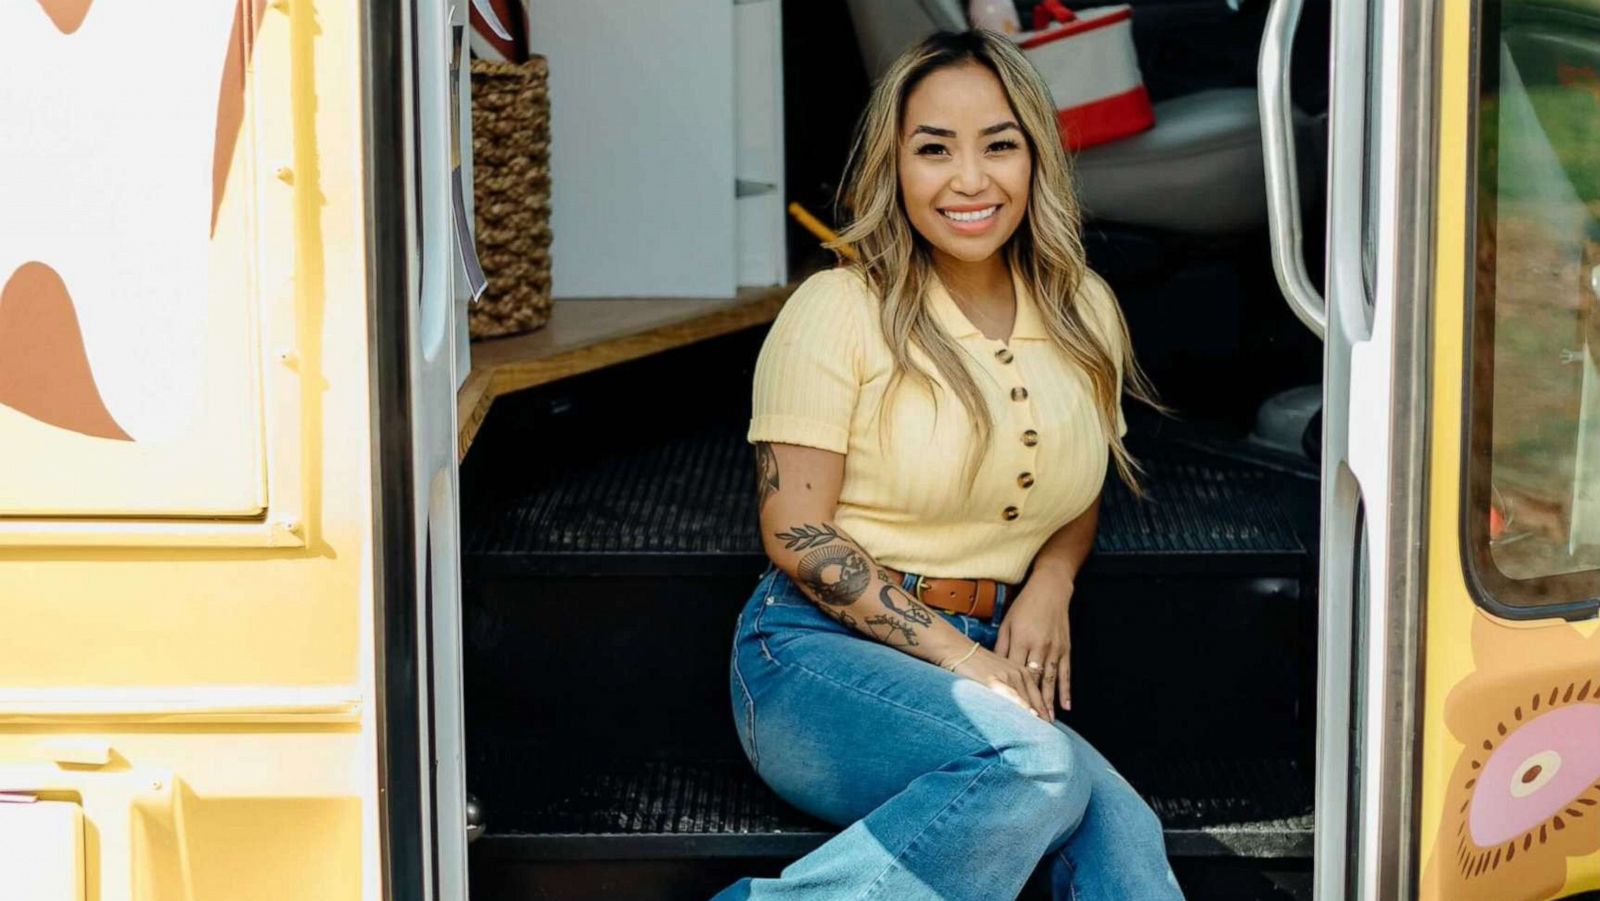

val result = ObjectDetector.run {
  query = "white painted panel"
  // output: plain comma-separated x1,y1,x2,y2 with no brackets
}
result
527,1,737,298
735,1,783,188
737,192,785,288
0,3,265,517
0,801,84,901
735,0,787,288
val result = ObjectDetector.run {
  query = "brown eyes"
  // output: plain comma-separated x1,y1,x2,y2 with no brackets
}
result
912,139,1021,157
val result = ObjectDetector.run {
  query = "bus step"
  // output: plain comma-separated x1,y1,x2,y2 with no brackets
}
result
467,756,1311,899
461,420,1309,579
468,755,1312,860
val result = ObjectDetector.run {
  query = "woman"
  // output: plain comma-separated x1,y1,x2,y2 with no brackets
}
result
715,30,1181,901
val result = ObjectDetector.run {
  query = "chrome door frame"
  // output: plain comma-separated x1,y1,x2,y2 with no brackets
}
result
1263,0,1439,897
365,0,428,895
366,0,470,897
1318,0,1437,897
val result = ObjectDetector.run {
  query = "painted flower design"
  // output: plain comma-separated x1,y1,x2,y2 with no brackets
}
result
1422,614,1600,900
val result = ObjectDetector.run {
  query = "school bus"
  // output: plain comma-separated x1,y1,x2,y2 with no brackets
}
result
0,0,1597,899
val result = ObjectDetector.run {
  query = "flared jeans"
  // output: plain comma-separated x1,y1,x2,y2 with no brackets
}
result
712,564,1184,900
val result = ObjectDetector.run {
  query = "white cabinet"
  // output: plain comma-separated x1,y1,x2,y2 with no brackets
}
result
526,0,786,298
735,0,788,289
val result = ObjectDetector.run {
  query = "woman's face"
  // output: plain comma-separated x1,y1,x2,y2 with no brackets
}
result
898,62,1032,266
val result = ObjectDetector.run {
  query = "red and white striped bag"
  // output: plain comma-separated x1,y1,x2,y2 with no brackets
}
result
1015,4,1154,151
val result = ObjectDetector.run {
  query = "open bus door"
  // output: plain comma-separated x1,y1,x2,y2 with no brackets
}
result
1267,0,1600,898
1262,0,1435,895
0,1,470,898
372,0,476,897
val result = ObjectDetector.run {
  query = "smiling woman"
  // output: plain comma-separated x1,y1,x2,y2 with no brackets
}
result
899,75,1031,252
833,31,1155,494
713,29,1180,901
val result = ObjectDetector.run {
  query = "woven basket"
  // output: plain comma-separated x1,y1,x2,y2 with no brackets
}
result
469,56,553,339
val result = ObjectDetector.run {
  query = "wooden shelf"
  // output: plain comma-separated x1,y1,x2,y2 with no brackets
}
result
457,284,794,459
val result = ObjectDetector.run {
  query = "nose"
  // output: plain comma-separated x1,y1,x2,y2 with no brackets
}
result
950,152,988,195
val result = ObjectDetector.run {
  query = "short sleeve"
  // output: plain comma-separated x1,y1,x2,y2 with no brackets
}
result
748,269,870,454
1079,271,1129,438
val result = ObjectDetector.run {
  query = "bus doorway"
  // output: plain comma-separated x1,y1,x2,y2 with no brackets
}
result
451,3,1332,899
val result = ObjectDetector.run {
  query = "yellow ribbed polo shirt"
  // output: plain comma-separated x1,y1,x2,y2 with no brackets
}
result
749,266,1127,584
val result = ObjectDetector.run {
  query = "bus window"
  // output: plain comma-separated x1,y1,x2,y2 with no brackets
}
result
1465,0,1600,617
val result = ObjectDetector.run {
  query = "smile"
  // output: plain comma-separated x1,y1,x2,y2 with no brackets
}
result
939,205,999,222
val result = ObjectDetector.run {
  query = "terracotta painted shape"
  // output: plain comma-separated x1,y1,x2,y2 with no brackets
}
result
212,0,268,234
1421,615,1600,900
0,263,131,441
34,0,93,34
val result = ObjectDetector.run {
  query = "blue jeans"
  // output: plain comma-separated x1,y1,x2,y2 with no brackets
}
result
714,564,1183,901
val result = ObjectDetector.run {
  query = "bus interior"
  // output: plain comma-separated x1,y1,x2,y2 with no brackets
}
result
458,2,1332,898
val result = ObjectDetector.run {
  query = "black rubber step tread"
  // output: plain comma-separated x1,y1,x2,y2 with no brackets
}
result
462,421,1304,575
470,755,1312,861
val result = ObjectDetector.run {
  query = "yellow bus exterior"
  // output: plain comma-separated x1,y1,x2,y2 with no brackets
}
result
4,0,1600,899
0,1,383,898
1418,0,1600,898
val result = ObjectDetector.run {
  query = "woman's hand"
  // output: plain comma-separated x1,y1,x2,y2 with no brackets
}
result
995,569,1075,714
947,645,1053,720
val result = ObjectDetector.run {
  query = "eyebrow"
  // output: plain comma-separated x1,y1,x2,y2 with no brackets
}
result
910,121,1021,139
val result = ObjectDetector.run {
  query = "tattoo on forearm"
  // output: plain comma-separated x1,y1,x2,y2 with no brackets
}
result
796,544,872,607
775,523,935,649
864,614,920,647
821,607,858,630
776,523,839,551
879,583,935,627
754,443,780,511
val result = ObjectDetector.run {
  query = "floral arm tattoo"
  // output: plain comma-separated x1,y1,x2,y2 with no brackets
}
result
774,522,943,649
755,443,952,654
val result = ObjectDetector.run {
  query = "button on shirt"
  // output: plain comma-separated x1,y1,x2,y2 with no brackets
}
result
748,267,1129,585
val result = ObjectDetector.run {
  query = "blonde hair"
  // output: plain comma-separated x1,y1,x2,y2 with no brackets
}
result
831,30,1159,491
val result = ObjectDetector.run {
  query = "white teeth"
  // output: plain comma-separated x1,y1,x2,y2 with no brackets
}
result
941,206,998,222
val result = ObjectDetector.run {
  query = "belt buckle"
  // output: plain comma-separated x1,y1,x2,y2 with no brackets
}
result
913,574,929,605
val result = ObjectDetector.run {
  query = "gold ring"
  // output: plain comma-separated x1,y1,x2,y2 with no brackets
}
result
1026,661,1044,671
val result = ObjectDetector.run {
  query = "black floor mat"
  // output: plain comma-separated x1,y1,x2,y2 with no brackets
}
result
470,751,1312,860
463,420,1304,569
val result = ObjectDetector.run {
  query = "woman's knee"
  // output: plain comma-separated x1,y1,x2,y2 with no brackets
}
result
992,726,1089,822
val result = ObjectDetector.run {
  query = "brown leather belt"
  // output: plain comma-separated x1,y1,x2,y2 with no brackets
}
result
880,567,1017,620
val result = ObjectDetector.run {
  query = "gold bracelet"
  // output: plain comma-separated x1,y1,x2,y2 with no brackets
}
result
945,640,980,672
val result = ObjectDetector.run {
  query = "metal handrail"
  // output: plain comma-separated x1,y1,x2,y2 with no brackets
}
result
1259,0,1327,340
